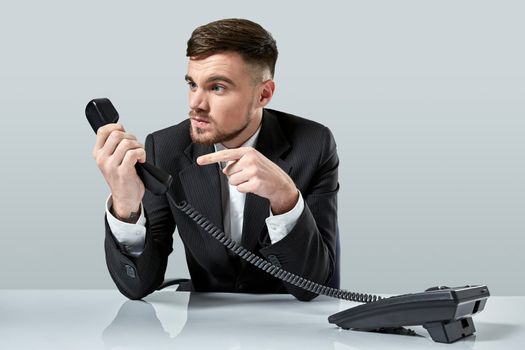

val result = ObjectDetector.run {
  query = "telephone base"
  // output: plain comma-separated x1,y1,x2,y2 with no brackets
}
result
328,285,489,344
351,326,419,337
423,317,475,343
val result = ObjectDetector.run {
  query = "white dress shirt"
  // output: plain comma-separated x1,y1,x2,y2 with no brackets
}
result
106,125,304,257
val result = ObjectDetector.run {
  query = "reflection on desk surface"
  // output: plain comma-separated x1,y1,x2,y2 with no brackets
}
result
105,292,350,350
0,290,524,350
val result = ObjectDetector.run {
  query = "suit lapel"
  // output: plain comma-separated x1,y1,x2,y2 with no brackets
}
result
179,142,236,278
241,109,292,252
179,143,224,233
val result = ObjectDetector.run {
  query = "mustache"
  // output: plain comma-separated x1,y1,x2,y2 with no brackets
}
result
188,110,212,121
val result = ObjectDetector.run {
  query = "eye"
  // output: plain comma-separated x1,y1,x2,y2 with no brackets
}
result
187,81,197,90
211,84,225,93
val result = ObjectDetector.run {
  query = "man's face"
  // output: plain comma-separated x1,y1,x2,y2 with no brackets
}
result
186,52,265,147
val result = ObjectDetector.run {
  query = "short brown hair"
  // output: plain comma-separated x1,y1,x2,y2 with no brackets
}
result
186,18,278,80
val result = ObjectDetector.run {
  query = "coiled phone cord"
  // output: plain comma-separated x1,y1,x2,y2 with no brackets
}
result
172,198,382,303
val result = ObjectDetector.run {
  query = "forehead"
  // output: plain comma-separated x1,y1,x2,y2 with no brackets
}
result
187,52,251,82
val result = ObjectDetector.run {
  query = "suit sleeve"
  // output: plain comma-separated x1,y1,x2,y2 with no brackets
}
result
260,126,339,301
104,133,175,300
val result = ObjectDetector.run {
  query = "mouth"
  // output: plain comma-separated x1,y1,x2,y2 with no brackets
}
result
191,117,211,129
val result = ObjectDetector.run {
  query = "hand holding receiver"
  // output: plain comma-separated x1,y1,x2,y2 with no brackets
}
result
92,122,145,219
86,98,173,205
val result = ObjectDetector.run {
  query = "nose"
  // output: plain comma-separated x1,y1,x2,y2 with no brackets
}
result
189,87,209,111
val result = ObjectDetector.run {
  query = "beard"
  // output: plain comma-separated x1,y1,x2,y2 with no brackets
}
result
189,110,252,146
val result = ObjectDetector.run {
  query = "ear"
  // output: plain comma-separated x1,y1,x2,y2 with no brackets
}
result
257,79,275,107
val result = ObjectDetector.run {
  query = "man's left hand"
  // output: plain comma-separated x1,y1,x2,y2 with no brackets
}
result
197,147,298,215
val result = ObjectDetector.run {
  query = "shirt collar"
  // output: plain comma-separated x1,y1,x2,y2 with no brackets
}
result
214,124,262,151
214,124,262,168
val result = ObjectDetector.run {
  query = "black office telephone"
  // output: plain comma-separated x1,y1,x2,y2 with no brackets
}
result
86,98,490,344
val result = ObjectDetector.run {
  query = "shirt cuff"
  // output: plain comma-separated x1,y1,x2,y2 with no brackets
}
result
265,190,304,245
105,194,146,257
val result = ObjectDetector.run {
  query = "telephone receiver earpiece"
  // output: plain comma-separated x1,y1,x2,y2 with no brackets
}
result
86,98,173,195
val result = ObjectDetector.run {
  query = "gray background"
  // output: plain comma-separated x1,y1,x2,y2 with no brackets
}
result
0,0,523,295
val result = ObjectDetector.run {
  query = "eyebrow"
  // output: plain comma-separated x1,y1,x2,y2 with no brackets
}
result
185,74,236,87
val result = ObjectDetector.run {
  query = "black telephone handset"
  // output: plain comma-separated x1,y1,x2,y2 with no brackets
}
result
86,98,490,344
86,98,173,195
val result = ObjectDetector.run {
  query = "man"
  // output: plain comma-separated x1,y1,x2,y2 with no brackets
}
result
93,18,339,301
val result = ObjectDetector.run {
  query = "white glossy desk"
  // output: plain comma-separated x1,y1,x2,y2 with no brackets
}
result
0,290,523,349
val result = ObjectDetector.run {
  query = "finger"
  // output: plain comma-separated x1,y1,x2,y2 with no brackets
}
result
120,148,146,169
197,147,250,165
235,180,255,194
94,123,125,154
222,159,242,176
227,170,253,187
99,131,138,158
110,139,144,167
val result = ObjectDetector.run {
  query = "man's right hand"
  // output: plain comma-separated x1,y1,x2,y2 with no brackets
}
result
92,123,146,220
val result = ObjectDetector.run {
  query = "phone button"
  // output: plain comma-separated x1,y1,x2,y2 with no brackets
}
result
125,264,136,279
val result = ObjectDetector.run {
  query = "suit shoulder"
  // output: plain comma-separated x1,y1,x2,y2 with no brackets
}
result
265,108,336,150
265,108,328,132
146,119,191,147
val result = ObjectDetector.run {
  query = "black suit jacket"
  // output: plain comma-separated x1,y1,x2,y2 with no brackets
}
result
104,108,339,301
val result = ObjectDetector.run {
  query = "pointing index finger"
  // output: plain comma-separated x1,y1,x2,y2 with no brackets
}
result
197,148,248,165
